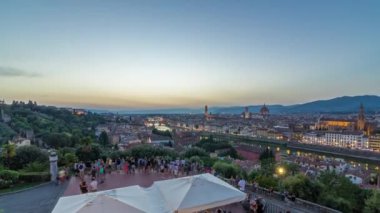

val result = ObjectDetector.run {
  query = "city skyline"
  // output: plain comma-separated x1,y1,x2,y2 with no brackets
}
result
1,1,380,109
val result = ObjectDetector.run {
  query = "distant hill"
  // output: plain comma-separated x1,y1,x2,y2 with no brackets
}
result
105,95,380,114
284,95,380,113
209,95,380,114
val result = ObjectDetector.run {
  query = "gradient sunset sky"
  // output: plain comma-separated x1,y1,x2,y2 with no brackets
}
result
1,0,379,109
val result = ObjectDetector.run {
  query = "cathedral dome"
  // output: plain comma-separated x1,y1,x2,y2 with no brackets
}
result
260,104,269,115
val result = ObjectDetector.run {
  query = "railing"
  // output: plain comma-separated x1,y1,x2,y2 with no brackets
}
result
221,177,341,213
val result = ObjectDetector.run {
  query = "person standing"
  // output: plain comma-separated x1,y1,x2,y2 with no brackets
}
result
238,178,246,192
78,162,85,179
99,164,105,183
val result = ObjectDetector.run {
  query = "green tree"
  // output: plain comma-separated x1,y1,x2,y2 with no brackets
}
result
99,131,109,147
283,162,300,176
43,133,71,149
213,161,241,178
317,171,367,212
64,153,78,167
76,144,101,162
255,175,279,189
259,148,275,176
80,137,93,152
282,174,321,201
1,144,16,168
182,147,208,158
12,145,48,170
364,190,380,213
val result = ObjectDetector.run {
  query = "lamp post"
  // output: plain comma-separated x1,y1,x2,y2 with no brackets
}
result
276,166,286,192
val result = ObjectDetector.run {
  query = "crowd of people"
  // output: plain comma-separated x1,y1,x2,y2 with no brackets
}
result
73,156,206,194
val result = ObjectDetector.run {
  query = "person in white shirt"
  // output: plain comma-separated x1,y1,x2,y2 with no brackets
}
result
238,178,246,191
90,177,98,192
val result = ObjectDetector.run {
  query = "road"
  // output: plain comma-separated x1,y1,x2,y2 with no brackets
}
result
0,182,67,213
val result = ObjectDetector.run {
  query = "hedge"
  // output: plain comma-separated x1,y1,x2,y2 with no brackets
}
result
19,172,51,183
0,170,20,189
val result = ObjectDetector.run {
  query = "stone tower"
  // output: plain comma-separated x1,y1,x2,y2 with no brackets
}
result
204,105,208,117
357,103,365,131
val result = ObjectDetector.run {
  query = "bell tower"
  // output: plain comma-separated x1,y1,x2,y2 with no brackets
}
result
357,103,365,131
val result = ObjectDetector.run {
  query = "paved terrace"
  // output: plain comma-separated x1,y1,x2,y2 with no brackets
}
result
64,170,333,213
0,170,340,213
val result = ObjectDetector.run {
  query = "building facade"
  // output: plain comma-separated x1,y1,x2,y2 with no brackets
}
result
369,134,380,152
302,131,367,149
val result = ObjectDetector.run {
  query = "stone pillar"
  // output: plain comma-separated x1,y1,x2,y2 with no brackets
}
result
49,151,58,182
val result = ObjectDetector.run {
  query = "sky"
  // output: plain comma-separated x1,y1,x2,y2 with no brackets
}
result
0,0,379,109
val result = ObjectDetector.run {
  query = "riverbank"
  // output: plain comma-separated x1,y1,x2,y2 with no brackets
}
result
202,132,380,164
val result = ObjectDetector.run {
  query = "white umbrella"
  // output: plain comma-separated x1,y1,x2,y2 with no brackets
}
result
153,173,246,213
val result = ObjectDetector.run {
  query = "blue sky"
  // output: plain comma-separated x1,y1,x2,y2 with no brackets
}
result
0,0,379,109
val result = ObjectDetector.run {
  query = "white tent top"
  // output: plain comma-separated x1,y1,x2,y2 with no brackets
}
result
52,173,246,213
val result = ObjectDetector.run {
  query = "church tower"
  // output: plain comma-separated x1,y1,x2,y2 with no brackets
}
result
204,105,209,120
357,103,365,131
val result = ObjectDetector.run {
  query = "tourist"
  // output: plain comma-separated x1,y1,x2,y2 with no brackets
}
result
79,181,88,194
107,158,113,174
174,164,179,177
73,162,79,177
116,158,121,172
124,162,129,174
90,177,98,192
59,169,66,184
91,165,97,178
78,162,85,179
238,178,246,192
249,199,257,212
99,164,105,183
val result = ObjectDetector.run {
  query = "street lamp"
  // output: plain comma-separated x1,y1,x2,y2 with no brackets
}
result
276,166,286,192
277,167,286,176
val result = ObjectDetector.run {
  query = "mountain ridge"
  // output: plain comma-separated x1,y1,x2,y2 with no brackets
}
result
88,95,380,114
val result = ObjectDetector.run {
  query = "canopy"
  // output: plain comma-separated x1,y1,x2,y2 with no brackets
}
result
52,173,246,213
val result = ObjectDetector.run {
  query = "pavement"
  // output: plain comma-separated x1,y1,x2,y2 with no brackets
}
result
0,181,68,213
0,170,309,213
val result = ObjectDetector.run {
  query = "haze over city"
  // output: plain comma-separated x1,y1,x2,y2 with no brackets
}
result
1,0,380,109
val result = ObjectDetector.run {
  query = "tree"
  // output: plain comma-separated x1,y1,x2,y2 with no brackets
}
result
43,133,71,149
1,144,16,168
255,175,279,189
364,190,380,213
80,137,93,152
76,144,101,162
12,145,48,170
284,162,300,176
317,171,367,212
98,131,109,147
282,174,321,201
64,153,78,167
259,148,275,176
213,161,241,178
182,147,208,158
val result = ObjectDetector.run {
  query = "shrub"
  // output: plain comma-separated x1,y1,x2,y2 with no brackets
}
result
0,170,19,189
76,145,101,162
213,161,240,178
11,146,48,170
20,162,49,173
255,175,278,189
127,145,178,159
19,172,50,183
63,153,78,167
182,147,208,158
200,157,217,168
